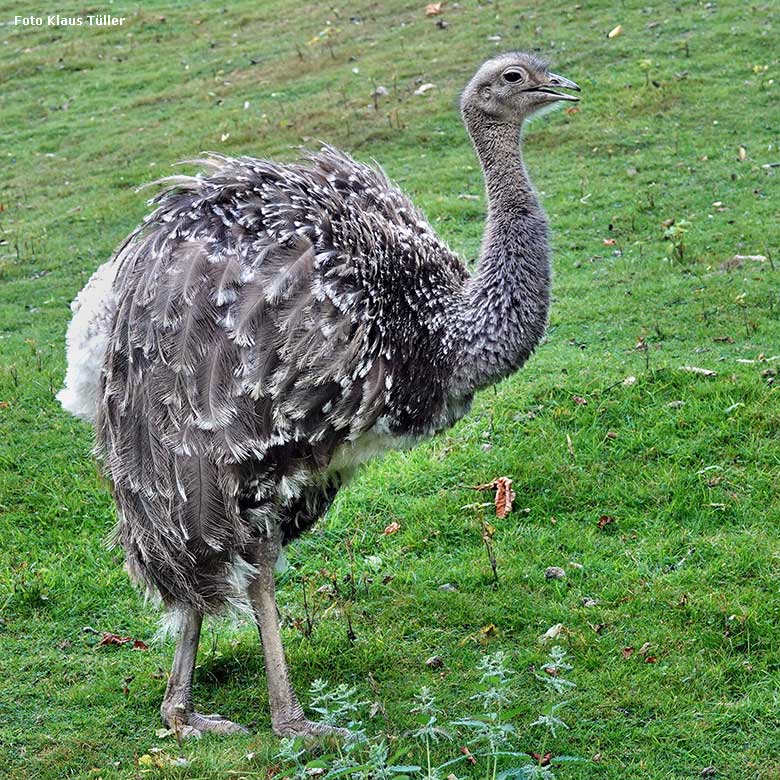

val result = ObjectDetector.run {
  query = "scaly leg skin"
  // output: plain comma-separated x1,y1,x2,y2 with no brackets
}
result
160,607,249,739
249,533,350,740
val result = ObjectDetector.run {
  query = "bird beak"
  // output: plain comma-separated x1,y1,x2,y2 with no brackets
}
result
532,72,581,102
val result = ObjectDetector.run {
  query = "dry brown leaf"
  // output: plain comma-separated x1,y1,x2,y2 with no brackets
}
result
382,521,401,536
738,145,747,161
597,514,615,529
621,646,634,659
425,2,443,16
494,476,515,518
572,395,588,406
528,752,553,767
467,476,515,518
97,631,149,650
98,632,132,647
608,24,623,38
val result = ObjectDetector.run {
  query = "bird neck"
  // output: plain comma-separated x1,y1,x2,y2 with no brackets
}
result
450,116,552,396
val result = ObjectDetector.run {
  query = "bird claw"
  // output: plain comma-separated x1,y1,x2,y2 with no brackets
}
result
165,710,249,738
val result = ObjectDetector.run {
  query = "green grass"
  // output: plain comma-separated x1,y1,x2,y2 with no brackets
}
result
1,0,779,778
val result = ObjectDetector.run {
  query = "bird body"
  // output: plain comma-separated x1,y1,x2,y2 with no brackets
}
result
59,53,579,738
82,147,473,615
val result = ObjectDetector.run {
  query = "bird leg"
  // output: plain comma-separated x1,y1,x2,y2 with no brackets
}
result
248,535,349,739
160,607,249,738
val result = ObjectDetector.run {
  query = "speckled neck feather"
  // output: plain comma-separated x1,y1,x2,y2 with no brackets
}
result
451,110,551,396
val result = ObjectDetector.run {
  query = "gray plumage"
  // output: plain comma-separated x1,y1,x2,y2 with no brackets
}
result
60,52,580,737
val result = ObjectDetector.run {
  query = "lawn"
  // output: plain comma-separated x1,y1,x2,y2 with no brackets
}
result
1,0,779,778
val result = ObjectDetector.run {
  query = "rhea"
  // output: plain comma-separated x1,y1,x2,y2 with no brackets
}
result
59,53,579,738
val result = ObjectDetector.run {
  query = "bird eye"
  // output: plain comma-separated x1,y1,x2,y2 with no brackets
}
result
502,69,524,84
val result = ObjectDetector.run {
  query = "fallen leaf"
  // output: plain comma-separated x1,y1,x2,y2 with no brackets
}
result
565,106,580,115
425,2,443,15
467,476,515,518
606,431,618,440
528,752,553,767
494,476,515,518
638,642,651,655
98,632,133,647
545,566,566,580
572,395,588,405
426,655,444,669
622,646,634,659
539,623,564,643
608,24,623,38
645,655,657,663
603,238,617,246
460,746,477,765
597,514,616,529
382,522,400,536
680,365,717,377
438,582,458,592
461,622,499,646
566,433,574,455
713,335,734,343
133,639,150,651
738,145,747,161
414,83,436,95
622,375,637,386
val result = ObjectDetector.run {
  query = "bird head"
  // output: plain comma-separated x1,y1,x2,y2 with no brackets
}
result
461,52,580,125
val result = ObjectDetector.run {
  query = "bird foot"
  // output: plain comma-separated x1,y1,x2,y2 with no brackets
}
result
164,709,249,739
273,718,350,740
